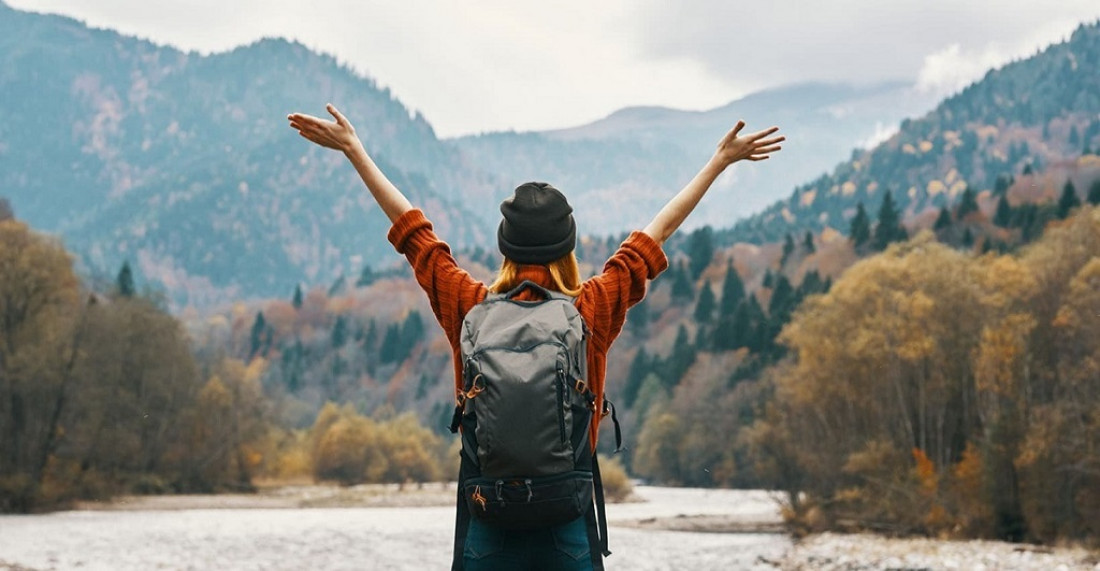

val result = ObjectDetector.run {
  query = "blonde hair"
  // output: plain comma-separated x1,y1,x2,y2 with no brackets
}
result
489,252,582,297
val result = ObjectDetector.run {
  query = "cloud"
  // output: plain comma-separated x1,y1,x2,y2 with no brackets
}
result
915,44,1006,97
8,0,1100,136
631,0,1100,89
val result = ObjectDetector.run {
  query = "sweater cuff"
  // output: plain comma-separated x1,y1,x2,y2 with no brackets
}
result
624,231,669,279
387,209,432,254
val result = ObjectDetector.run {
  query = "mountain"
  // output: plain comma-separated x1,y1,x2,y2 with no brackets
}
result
451,82,939,231
6,1,1086,308
220,21,1100,435
0,2,498,304
725,21,1100,246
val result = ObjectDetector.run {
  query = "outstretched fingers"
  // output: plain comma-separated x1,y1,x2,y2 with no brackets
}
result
755,135,785,147
720,120,747,145
327,103,350,127
746,126,781,142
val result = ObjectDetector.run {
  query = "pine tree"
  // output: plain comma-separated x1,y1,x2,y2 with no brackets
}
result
934,207,953,231
1088,180,1100,206
663,325,695,388
1069,125,1080,146
249,312,267,358
849,202,871,248
379,323,401,363
627,298,649,336
961,227,974,248
1057,179,1080,219
993,174,1014,196
762,268,774,289
686,226,715,280
116,261,135,297
956,185,979,219
780,233,795,266
292,284,303,309
693,282,716,324
731,300,753,350
768,275,795,323
718,260,745,318
400,311,425,351
622,349,650,408
993,195,1013,227
331,315,348,348
356,266,375,287
670,260,694,302
872,192,907,251
803,231,815,254
0,197,12,221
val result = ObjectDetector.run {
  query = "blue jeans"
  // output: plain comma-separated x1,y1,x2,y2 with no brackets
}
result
463,516,593,570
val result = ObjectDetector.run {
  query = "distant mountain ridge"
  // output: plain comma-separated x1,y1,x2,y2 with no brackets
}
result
452,81,939,231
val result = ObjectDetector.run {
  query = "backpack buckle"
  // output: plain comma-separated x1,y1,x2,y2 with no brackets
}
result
573,378,587,393
464,374,485,400
601,398,612,418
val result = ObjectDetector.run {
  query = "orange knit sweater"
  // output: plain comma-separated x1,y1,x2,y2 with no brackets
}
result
387,209,668,449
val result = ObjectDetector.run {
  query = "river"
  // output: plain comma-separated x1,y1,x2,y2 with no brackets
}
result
0,487,790,570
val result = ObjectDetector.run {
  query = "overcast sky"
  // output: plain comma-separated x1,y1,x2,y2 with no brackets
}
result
7,1,1100,137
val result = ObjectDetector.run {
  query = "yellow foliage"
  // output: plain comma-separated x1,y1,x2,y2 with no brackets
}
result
973,314,1035,397
926,179,947,196
199,376,231,409
244,357,266,384
597,455,633,502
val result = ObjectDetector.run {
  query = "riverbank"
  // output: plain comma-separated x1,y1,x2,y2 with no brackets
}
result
3,486,1097,570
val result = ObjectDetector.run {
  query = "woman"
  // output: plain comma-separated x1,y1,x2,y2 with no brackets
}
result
287,104,783,570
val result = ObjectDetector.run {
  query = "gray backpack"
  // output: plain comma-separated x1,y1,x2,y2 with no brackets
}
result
448,281,618,568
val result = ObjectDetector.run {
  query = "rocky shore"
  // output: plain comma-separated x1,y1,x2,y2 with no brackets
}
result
779,532,1100,571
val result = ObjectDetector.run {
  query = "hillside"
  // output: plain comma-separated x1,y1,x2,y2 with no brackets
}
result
726,20,1100,246
0,3,496,304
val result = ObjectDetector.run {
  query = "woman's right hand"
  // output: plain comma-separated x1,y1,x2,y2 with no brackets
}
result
287,103,361,153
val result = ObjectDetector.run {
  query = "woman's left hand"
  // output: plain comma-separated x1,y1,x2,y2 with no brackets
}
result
287,103,360,153
713,121,784,167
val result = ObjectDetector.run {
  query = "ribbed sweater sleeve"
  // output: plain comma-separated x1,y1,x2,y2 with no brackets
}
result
578,231,668,354
387,209,487,348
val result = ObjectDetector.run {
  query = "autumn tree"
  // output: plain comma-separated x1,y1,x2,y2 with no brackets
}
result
0,219,83,511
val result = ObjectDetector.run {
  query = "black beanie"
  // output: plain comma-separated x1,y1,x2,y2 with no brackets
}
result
497,182,576,264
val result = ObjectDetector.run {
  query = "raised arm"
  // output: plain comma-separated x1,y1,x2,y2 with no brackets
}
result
642,121,784,245
287,104,413,223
